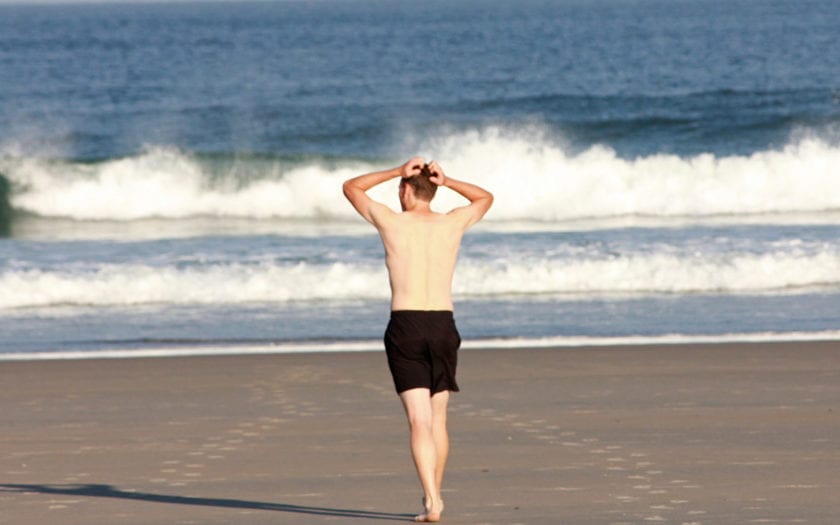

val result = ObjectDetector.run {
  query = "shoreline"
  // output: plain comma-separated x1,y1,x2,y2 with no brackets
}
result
2,342,839,524
3,330,840,362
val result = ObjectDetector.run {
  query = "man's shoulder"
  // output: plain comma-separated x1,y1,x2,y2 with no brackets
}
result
365,200,398,226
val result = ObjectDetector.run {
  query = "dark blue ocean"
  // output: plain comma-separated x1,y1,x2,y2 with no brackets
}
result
2,0,840,358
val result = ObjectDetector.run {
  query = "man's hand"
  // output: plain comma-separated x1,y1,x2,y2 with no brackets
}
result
400,157,425,179
427,161,446,186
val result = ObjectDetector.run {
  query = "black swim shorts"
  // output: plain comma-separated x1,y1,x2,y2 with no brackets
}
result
383,310,461,394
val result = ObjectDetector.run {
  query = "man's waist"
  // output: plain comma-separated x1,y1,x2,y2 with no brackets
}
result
390,295,454,312
390,310,454,319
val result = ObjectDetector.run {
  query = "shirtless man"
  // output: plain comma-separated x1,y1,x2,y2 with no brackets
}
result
343,157,493,522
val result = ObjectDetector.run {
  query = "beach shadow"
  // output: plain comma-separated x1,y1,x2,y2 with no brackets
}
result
0,483,413,522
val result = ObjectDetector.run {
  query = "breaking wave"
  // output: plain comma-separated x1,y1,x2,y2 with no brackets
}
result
2,128,840,228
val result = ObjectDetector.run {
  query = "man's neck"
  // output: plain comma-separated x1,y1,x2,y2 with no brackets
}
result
402,200,433,213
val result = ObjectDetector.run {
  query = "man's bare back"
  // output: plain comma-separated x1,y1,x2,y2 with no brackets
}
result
378,210,464,310
343,157,492,312
342,157,492,523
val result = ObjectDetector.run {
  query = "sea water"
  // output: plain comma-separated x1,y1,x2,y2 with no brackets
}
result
2,0,840,358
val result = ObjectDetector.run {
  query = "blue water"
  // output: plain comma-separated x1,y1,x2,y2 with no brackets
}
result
2,0,840,357
4,0,840,159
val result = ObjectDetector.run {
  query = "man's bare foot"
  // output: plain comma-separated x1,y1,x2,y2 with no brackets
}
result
415,497,444,522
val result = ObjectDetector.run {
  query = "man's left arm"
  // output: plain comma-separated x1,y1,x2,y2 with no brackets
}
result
342,157,423,224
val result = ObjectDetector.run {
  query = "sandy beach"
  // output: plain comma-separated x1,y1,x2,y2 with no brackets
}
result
1,342,839,524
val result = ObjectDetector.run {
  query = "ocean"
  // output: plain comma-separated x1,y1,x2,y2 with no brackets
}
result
2,0,840,359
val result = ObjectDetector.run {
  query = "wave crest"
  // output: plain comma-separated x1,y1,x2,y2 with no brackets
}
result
3,128,840,225
426,127,840,221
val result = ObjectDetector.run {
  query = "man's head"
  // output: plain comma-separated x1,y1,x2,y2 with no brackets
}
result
400,163,439,203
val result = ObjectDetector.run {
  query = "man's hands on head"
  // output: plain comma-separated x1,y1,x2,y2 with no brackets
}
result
344,155,492,228
400,157,447,187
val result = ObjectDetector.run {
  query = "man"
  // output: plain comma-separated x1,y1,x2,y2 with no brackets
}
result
343,157,493,522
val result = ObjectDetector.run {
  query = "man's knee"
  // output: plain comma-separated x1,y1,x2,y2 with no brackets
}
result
407,410,434,432
405,405,434,433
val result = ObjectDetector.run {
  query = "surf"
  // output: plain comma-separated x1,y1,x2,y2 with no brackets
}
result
2,128,840,233
2,246,839,310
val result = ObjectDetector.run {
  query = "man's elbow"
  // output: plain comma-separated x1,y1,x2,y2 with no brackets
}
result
342,180,357,200
473,193,493,221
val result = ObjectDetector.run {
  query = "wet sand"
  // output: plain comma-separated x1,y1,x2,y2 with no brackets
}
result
1,342,839,524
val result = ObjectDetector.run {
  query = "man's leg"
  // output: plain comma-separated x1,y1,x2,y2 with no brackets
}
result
400,387,444,522
430,390,450,492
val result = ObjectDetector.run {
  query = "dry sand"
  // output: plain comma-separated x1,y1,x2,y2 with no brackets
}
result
1,342,839,524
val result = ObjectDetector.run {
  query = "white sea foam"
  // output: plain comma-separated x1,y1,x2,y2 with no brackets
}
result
2,149,369,221
2,248,839,310
4,128,840,226
0,262,387,309
455,250,840,296
426,127,840,221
